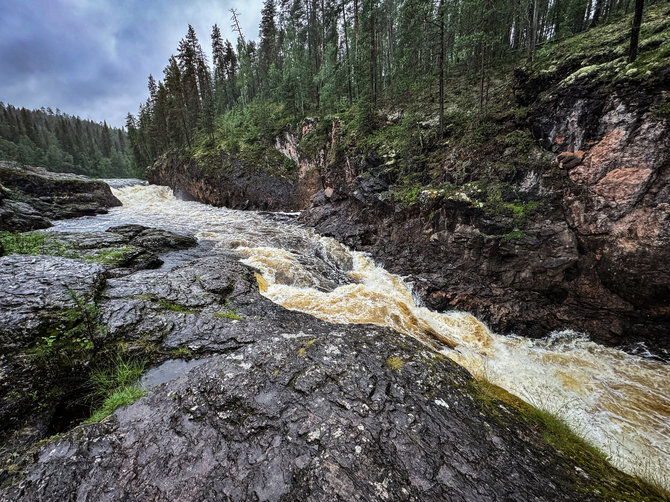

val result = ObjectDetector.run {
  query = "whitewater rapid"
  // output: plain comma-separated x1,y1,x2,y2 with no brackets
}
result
50,183,670,488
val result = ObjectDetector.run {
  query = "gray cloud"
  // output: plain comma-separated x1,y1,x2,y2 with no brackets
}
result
0,0,263,127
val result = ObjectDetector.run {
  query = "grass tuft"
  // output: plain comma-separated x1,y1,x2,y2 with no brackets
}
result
86,386,146,424
86,357,147,423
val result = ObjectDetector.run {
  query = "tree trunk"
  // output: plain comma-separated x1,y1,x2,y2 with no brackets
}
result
342,3,353,105
528,0,539,61
628,0,644,62
354,0,359,38
370,3,376,105
582,0,593,31
590,0,604,27
439,0,445,138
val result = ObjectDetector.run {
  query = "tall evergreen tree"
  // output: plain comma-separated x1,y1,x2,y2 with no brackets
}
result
259,0,279,81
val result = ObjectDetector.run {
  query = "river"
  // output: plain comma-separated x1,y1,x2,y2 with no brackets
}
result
49,183,670,488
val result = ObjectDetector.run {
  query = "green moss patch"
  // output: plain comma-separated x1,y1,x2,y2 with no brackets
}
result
386,356,405,371
133,294,198,314
0,231,76,257
532,4,670,87
213,310,242,321
83,247,134,264
470,380,669,501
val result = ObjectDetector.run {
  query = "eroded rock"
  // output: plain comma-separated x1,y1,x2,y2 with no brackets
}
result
0,162,121,231
1,327,652,502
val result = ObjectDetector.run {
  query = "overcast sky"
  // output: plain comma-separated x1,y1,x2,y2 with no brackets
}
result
0,0,263,128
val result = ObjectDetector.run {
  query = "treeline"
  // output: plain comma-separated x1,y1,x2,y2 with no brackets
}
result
0,103,139,178
129,0,655,166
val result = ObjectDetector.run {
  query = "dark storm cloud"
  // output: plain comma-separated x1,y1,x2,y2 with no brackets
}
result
0,0,262,127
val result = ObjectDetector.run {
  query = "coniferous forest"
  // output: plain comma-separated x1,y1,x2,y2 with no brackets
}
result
0,103,139,178
127,0,661,174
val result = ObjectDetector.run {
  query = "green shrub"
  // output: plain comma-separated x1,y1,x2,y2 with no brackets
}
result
32,290,103,360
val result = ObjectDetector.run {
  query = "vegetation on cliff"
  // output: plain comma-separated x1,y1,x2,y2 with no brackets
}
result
127,0,667,184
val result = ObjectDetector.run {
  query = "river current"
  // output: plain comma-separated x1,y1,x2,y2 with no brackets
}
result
49,183,670,487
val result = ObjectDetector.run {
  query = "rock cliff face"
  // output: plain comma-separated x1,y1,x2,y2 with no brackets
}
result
148,120,331,212
148,153,304,211
300,60,670,352
0,162,121,231
146,59,670,355
1,238,664,501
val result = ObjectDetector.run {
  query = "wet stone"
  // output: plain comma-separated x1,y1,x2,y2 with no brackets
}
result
1,326,622,502
0,229,662,502
0,255,106,351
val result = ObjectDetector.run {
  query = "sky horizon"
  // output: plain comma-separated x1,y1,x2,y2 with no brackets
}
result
0,0,263,129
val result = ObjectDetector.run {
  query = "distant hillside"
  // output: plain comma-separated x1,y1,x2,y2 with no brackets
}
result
0,103,141,179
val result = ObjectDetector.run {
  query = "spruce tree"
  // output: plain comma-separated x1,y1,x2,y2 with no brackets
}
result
259,0,278,87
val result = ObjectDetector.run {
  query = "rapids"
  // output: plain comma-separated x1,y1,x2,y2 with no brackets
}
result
50,183,670,488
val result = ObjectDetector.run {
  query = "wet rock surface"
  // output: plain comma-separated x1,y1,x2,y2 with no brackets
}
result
0,256,106,351
42,225,197,276
0,226,197,464
0,322,638,502
98,255,328,354
0,232,665,501
0,162,121,231
0,256,107,454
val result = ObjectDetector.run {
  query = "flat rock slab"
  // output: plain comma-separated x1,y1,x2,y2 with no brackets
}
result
3,327,602,502
0,255,105,351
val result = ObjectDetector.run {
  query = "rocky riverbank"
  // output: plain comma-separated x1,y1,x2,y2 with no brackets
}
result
0,225,666,501
0,162,122,231
148,15,670,354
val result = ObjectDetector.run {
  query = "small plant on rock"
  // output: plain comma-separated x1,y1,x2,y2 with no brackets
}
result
86,356,147,423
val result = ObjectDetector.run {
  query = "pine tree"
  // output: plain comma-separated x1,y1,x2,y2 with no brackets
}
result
259,0,279,82
212,24,227,113
177,25,203,130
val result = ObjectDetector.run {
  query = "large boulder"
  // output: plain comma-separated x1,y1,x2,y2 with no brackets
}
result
0,162,122,231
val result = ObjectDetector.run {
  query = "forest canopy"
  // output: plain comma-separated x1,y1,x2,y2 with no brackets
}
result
127,0,662,171
0,103,140,179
